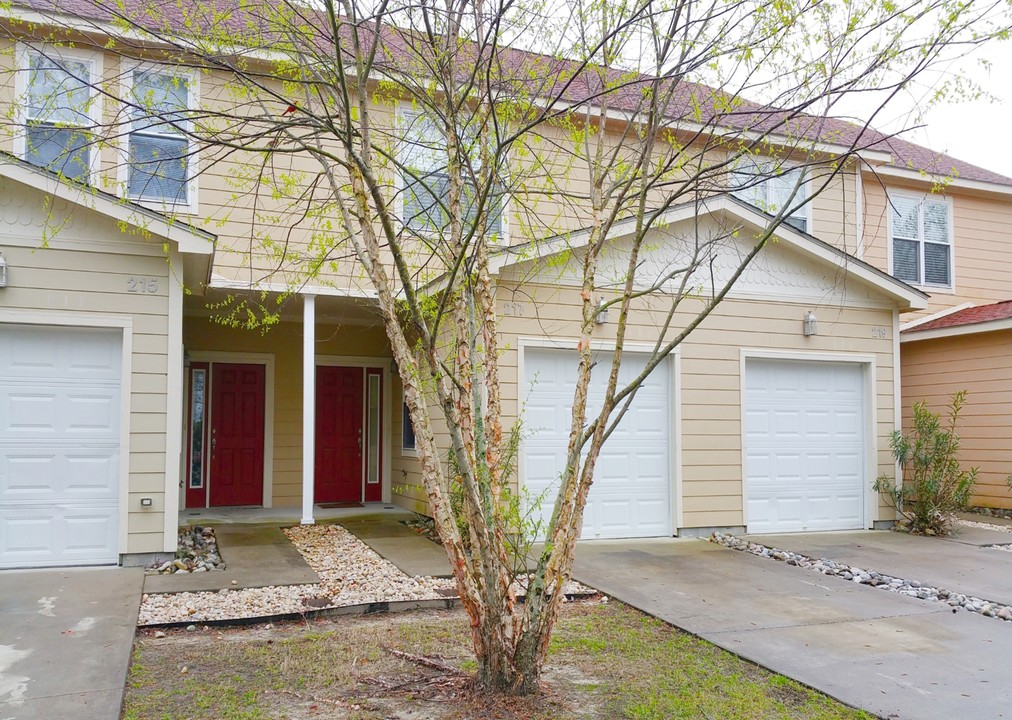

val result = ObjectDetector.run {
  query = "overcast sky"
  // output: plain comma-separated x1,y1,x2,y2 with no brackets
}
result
877,40,1012,178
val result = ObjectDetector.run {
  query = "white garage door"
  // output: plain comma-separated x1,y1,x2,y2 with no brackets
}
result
0,325,122,568
523,348,670,539
745,358,866,534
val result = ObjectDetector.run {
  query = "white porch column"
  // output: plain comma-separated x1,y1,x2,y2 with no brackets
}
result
301,293,316,525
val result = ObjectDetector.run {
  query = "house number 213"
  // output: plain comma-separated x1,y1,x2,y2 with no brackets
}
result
127,276,159,294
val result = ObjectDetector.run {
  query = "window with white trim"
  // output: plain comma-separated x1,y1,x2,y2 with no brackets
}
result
24,50,94,181
127,68,192,204
731,156,809,232
399,107,505,239
890,193,951,287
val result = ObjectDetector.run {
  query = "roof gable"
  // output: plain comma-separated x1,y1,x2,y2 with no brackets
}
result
494,195,928,311
0,155,215,256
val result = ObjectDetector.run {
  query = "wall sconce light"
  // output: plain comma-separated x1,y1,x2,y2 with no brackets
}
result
140,497,153,508
0,253,7,288
594,298,609,325
803,310,818,336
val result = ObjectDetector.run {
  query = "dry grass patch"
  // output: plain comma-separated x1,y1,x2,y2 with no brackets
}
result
123,601,873,720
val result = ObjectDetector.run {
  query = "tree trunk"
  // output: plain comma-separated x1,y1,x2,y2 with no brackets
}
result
475,635,540,695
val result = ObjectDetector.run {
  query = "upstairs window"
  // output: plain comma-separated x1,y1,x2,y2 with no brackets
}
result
24,50,95,181
731,157,809,233
399,107,504,240
127,68,193,205
891,194,951,287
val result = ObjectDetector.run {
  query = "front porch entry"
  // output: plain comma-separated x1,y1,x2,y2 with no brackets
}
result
183,290,395,520
186,361,267,508
315,365,384,504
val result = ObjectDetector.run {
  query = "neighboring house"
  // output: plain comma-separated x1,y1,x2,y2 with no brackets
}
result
899,304,1012,510
2,2,1008,570
852,140,1012,510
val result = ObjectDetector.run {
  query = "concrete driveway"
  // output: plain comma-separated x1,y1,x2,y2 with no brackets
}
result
573,529,1012,720
0,566,143,719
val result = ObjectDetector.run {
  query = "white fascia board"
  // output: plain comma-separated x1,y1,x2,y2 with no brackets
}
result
0,159,215,255
865,164,1012,198
5,6,290,63
899,302,974,332
208,276,378,299
901,317,1012,343
7,7,176,47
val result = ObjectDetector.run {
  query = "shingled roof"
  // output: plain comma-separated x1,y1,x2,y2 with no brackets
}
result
14,0,1012,188
904,301,1012,334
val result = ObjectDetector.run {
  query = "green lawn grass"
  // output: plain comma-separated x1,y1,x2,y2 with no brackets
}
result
123,601,874,720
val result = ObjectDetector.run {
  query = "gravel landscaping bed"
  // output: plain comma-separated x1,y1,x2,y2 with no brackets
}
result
138,523,591,626
139,524,456,625
710,531,1012,622
956,517,1012,534
284,524,458,602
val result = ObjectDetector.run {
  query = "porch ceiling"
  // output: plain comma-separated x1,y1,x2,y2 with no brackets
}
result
184,288,385,327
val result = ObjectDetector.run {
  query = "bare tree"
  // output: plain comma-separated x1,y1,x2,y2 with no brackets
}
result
2,0,1007,693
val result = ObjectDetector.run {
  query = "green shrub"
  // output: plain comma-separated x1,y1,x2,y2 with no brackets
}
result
873,390,978,536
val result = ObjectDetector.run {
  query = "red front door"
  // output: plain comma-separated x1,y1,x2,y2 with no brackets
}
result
316,366,364,503
209,363,266,507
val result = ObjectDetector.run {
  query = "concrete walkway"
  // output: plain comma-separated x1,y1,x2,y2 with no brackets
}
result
339,512,451,577
574,533,1012,720
0,566,143,720
143,523,319,593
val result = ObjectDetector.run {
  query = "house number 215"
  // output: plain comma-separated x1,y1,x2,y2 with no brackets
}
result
127,276,159,294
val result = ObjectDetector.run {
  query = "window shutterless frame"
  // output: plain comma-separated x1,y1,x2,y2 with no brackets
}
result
887,191,954,290
394,101,509,244
14,44,103,182
729,154,811,233
118,61,200,214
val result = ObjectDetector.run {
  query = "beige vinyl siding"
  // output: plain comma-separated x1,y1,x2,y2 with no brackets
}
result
389,341,454,514
493,285,896,529
806,163,861,256
901,331,1012,509
389,374,429,514
183,310,392,507
862,177,1012,317
0,179,172,555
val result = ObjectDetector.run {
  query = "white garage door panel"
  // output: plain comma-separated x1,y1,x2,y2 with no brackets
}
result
0,325,122,568
745,359,866,534
523,348,670,540
0,328,122,379
3,389,119,438
1,449,120,501
0,507,118,567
